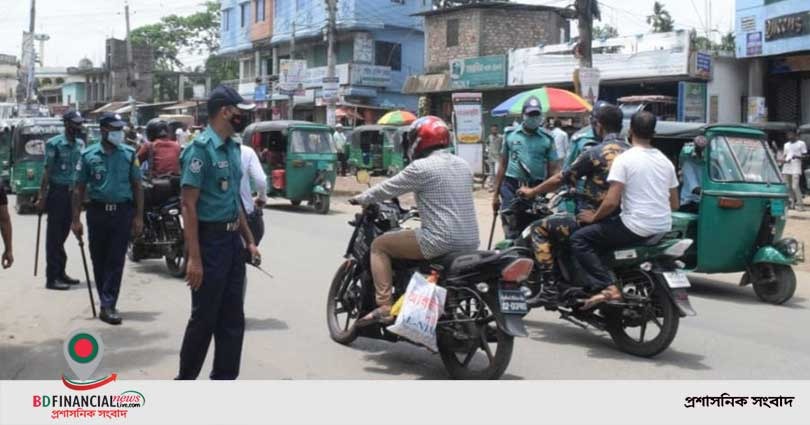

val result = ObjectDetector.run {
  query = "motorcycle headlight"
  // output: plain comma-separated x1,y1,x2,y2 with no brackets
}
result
775,238,799,257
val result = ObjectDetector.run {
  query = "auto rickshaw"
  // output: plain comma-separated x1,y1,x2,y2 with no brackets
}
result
9,118,63,213
245,120,337,214
347,124,407,176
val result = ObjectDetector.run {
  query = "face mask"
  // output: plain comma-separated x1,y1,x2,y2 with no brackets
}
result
230,112,248,133
523,115,541,130
106,130,125,146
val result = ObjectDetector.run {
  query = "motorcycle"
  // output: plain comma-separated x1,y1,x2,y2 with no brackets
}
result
496,191,696,358
327,200,534,379
127,177,186,277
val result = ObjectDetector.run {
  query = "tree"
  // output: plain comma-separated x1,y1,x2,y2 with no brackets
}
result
646,1,674,33
689,29,736,53
593,24,619,39
720,31,735,52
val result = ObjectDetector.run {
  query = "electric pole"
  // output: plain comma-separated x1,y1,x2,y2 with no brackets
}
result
26,0,36,103
575,0,593,69
288,1,297,120
125,1,137,125
325,0,337,127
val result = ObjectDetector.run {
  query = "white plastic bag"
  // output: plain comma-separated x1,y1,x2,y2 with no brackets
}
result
388,272,447,352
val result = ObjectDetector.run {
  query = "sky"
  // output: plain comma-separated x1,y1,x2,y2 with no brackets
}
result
0,0,736,69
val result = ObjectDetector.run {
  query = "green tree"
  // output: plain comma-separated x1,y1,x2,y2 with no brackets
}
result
720,31,735,51
593,24,619,39
646,1,674,33
689,29,736,53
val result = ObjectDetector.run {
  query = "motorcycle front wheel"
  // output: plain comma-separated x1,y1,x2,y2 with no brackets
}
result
326,259,361,345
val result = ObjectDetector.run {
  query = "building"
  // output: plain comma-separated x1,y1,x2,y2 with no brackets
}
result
735,0,810,124
218,0,429,123
0,54,18,102
403,2,569,127
77,38,155,111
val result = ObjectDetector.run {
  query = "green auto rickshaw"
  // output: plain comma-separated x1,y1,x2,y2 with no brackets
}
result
244,120,337,214
347,124,407,176
10,117,63,213
661,124,803,304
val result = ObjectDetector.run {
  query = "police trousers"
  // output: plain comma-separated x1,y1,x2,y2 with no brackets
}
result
87,202,135,309
178,228,246,380
45,184,72,281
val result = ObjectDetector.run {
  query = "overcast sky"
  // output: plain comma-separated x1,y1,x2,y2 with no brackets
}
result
0,0,736,69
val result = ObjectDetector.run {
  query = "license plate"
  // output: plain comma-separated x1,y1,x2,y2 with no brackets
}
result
663,271,690,288
498,289,529,314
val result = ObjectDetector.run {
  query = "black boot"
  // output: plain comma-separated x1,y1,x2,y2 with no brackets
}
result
60,274,80,285
46,280,70,290
100,308,122,325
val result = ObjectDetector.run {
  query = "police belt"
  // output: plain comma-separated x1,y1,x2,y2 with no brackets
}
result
199,220,240,232
88,200,132,212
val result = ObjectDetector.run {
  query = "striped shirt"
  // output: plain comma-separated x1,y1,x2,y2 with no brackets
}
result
355,151,480,258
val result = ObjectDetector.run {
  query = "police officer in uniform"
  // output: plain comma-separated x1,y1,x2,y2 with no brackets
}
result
71,113,144,325
37,111,85,290
176,85,259,380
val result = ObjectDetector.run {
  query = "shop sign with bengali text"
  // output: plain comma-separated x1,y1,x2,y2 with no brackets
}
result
451,92,483,144
449,55,506,90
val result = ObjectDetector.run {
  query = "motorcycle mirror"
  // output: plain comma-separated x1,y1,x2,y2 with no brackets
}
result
356,169,371,186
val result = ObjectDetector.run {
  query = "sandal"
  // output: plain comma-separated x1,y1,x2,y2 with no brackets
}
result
354,306,394,328
579,285,623,310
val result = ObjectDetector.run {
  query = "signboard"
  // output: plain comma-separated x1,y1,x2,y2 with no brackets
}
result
304,64,350,88
449,55,506,90
746,96,767,124
349,64,391,87
193,84,206,100
740,15,757,32
691,51,712,79
322,77,339,102
451,92,483,144
254,83,268,101
278,60,307,95
765,11,810,41
577,67,600,104
677,82,707,123
353,33,374,63
746,32,763,56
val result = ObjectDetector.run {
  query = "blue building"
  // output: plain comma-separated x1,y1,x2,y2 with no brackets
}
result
218,0,428,122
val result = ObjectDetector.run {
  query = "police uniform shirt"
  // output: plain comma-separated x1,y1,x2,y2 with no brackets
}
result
180,126,242,223
501,125,558,181
76,143,141,203
45,134,85,186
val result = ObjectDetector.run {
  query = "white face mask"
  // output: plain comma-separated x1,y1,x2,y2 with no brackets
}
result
107,130,124,146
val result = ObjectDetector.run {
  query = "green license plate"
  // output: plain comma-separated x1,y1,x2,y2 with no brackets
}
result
771,200,785,216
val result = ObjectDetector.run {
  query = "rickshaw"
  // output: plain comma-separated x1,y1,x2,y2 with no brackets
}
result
244,120,337,214
347,124,407,176
9,118,63,213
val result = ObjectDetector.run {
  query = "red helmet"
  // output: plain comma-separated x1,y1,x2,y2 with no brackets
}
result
407,115,450,160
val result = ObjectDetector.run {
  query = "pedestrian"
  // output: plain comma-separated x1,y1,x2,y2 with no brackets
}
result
551,119,570,163
491,96,559,237
176,85,260,380
71,112,144,325
334,123,348,176
36,111,85,290
240,141,268,245
0,184,12,269
783,131,806,211
485,124,503,192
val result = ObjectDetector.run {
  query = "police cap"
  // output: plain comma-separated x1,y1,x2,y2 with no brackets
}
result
98,112,126,129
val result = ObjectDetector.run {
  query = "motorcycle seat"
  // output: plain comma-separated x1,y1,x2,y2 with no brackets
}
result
639,233,666,247
395,250,498,275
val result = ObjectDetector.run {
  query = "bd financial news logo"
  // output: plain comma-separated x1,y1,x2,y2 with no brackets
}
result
31,329,146,420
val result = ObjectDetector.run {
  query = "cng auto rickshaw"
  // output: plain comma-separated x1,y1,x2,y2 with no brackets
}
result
347,124,407,176
10,118,63,213
245,120,337,214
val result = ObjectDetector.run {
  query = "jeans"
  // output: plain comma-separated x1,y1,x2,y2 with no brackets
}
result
569,216,647,290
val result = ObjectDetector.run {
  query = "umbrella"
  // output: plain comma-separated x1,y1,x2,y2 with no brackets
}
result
377,110,417,126
491,87,592,117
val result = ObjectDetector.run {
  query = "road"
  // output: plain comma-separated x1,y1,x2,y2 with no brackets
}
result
1,193,809,380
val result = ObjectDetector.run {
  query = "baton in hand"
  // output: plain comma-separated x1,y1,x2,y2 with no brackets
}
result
487,209,498,250
77,237,97,318
34,212,42,276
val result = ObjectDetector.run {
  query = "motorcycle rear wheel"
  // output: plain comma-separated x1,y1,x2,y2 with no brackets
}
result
165,248,186,278
326,260,360,345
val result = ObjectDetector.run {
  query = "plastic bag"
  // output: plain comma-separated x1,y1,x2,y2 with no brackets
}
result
391,271,438,317
388,272,447,352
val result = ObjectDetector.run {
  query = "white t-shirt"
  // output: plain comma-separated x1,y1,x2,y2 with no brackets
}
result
607,146,679,237
239,144,267,214
782,140,807,175
551,127,569,162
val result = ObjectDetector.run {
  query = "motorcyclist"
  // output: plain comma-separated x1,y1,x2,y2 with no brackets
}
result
515,104,629,291
562,100,611,169
137,119,181,179
349,116,480,326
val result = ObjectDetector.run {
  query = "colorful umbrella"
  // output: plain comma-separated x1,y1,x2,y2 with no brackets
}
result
491,87,592,117
377,110,417,126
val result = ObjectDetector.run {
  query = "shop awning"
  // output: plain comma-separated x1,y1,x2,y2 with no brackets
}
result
402,73,450,94
162,101,204,111
91,101,130,114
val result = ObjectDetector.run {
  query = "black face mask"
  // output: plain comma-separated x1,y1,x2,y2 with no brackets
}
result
229,112,248,134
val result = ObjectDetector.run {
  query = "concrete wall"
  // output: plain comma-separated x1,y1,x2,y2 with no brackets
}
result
61,82,86,106
706,56,749,123
250,0,274,42
220,0,253,55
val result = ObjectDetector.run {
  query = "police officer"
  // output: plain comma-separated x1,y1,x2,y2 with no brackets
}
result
176,85,259,380
36,111,85,290
71,112,144,325
491,96,559,237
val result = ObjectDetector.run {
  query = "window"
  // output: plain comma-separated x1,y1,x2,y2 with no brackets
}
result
446,19,459,47
709,136,782,184
222,8,231,31
255,0,265,22
240,2,249,28
374,41,402,71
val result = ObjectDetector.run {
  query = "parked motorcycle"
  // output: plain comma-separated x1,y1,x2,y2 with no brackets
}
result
127,177,186,277
496,191,696,358
327,200,534,379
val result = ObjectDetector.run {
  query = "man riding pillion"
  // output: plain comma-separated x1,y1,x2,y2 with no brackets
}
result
491,97,559,238
37,111,86,290
349,116,479,327
571,111,679,310
515,104,629,295
137,119,181,178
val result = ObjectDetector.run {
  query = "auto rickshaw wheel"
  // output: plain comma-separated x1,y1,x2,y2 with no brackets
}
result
290,200,302,206
313,194,330,215
752,265,796,305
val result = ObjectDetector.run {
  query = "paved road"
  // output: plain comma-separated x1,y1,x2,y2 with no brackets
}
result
1,194,809,380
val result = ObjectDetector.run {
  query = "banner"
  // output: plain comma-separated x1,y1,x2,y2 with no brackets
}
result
747,96,767,124
577,67,600,105
451,92,483,144
278,60,307,95
449,55,506,90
